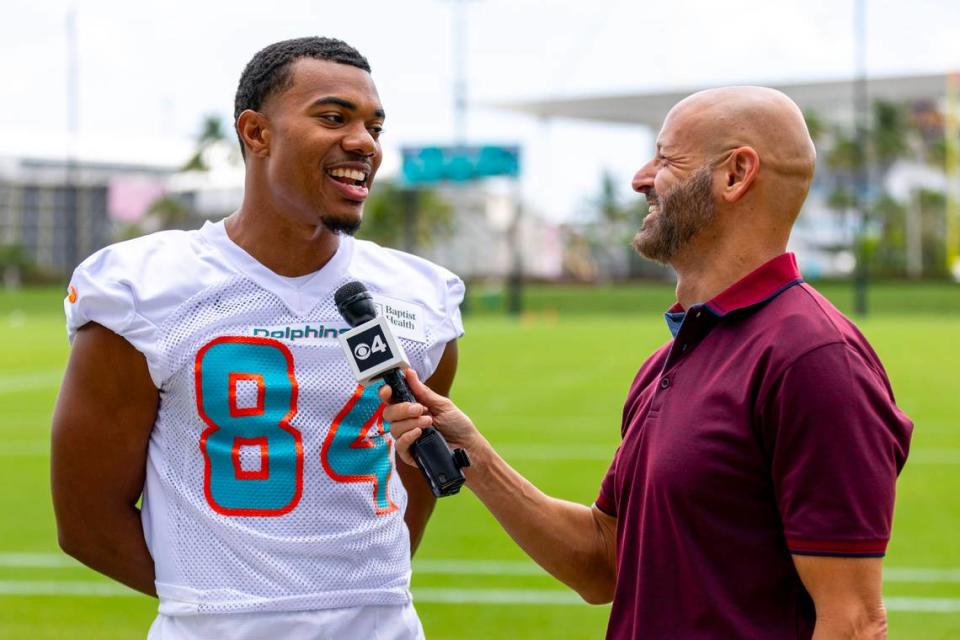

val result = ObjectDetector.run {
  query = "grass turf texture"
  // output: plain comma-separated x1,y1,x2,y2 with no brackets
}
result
1,283,958,638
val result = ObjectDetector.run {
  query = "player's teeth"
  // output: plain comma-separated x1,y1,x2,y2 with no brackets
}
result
328,168,367,182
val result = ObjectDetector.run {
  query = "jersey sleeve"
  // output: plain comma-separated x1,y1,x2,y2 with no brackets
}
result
421,271,465,378
65,250,163,388
762,342,912,557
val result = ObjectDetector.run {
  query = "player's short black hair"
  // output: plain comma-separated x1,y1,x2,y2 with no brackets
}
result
233,37,371,157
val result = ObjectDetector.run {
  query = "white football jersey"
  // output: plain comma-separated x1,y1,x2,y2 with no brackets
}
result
64,220,464,617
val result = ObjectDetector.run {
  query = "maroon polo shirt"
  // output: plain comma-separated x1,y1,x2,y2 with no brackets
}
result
595,253,912,640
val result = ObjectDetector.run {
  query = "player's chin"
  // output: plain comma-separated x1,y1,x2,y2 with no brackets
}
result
321,209,364,236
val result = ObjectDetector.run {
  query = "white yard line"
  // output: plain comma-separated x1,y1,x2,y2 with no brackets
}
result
4,444,959,462
0,371,62,396
0,553,79,568
4,553,960,583
884,597,960,613
884,568,960,583
415,559,547,576
0,580,957,612
0,444,49,456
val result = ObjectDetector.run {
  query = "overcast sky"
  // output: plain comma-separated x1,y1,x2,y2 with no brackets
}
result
3,0,959,221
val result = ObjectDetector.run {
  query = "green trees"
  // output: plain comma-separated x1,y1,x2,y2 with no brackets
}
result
811,100,953,278
357,181,454,252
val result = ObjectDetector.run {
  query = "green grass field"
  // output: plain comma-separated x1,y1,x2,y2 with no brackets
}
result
1,283,958,639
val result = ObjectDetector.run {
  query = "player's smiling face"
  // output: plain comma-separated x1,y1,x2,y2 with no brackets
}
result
260,58,384,235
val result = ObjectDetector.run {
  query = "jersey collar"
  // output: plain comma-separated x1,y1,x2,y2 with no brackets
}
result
200,219,354,318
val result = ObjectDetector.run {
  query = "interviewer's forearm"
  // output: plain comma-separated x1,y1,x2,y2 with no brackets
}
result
464,439,616,604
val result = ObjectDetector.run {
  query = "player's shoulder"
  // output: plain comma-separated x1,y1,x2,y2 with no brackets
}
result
349,239,462,299
77,228,204,281
347,239,465,344
351,239,458,281
70,225,235,326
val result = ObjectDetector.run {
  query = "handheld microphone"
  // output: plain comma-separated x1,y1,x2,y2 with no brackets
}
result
334,281,469,497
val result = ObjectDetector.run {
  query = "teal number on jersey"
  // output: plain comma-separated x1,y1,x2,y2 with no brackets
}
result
321,383,398,515
196,337,303,516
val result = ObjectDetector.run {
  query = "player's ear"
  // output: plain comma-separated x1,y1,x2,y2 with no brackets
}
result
236,110,271,158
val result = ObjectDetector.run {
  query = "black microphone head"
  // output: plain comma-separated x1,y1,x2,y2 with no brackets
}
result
335,281,378,327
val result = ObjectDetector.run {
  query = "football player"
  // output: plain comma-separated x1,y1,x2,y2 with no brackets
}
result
51,37,463,639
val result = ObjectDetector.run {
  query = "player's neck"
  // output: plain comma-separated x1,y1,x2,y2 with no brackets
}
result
225,205,341,278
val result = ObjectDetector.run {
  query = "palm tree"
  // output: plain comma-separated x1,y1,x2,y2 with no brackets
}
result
183,114,227,172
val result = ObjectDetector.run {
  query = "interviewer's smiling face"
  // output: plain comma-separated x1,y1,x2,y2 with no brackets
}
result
630,107,718,263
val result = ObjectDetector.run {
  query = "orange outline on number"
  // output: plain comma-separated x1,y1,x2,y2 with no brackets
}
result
195,336,303,517
320,384,398,516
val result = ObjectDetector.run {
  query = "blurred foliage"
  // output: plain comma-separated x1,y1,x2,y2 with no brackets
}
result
183,114,227,172
115,196,197,241
0,243,29,289
357,180,453,251
803,109,825,143
570,170,665,282
810,97,954,279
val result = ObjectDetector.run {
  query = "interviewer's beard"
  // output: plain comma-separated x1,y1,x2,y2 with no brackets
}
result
633,166,716,264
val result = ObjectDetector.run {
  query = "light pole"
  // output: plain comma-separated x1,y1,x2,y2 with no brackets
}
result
852,0,870,316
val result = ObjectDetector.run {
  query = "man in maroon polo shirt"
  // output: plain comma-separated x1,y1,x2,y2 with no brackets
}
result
381,86,912,639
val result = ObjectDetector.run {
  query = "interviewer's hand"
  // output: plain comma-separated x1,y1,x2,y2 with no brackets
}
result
379,369,483,467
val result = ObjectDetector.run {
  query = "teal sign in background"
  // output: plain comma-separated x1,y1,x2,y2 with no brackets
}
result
401,145,521,184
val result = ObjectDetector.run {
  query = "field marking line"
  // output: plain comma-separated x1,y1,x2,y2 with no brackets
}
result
908,449,960,464
0,370,62,395
0,580,139,597
499,445,960,464
415,559,547,576
884,597,960,613
0,553,79,568
0,580,958,612
884,568,960,583
3,442,959,462
0,444,49,456
5,553,960,583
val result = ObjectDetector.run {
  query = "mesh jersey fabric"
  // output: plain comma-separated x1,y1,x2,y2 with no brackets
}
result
64,220,464,616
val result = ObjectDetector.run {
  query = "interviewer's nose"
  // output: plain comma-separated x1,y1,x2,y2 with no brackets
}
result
632,158,655,194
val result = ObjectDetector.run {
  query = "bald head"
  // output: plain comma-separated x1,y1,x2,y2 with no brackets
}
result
660,86,816,217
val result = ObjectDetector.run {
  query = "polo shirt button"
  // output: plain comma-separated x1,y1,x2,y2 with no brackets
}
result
660,377,670,389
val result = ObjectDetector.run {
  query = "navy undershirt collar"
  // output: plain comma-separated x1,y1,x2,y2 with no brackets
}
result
664,310,687,338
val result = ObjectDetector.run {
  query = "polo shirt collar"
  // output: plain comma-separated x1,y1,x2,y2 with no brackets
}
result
663,253,804,337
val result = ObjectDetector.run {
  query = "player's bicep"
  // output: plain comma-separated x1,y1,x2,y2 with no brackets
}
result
424,339,458,397
52,323,158,523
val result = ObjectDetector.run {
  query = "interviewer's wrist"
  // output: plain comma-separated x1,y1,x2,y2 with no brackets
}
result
460,435,493,483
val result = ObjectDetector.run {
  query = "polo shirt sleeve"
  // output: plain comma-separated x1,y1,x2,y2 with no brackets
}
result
595,448,619,517
762,341,912,557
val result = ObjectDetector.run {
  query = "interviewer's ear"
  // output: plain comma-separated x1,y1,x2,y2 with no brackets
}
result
718,146,760,203
236,109,271,158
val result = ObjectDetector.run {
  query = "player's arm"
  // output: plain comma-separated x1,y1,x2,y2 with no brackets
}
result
396,339,458,555
51,322,158,596
381,369,618,604
792,555,887,639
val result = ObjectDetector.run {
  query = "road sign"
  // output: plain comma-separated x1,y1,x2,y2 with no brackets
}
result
401,145,520,184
